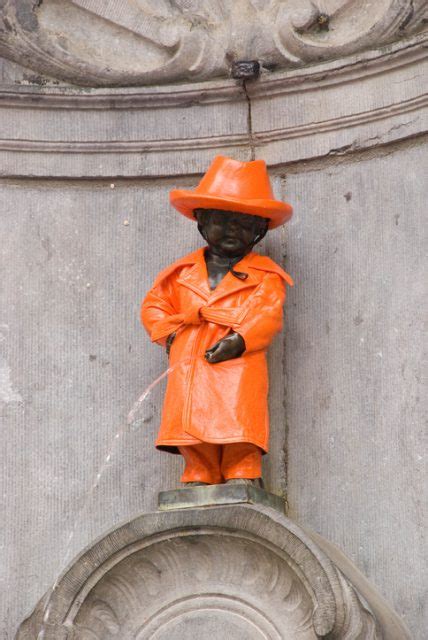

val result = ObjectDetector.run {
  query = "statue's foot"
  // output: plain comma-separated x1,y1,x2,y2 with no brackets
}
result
183,481,209,486
226,478,263,488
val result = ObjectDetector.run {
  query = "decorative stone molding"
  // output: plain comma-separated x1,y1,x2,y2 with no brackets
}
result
17,503,410,639
0,1,426,87
0,34,426,178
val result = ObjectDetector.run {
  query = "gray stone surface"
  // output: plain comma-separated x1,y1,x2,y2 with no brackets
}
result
284,142,427,635
18,502,401,639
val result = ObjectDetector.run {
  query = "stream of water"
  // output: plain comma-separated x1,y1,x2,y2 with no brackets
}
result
36,356,194,639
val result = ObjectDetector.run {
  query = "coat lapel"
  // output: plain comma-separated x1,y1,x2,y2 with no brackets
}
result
175,249,291,305
176,248,211,301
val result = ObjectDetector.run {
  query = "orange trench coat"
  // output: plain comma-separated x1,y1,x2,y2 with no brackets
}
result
140,248,293,453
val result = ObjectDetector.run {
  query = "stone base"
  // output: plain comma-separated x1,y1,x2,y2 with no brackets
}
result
158,484,286,513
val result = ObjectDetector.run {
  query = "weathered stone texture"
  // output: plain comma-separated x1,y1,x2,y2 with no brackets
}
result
0,0,425,86
284,142,427,634
1,36,426,178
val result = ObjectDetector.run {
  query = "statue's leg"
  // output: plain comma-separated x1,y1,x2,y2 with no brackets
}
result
221,443,262,482
178,443,223,485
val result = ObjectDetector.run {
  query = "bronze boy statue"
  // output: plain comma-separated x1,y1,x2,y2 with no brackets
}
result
141,156,293,486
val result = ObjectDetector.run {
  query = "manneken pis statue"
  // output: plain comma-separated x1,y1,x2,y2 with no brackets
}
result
141,156,293,487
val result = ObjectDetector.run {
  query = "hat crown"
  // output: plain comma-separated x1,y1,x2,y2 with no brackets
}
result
195,156,274,203
169,154,293,229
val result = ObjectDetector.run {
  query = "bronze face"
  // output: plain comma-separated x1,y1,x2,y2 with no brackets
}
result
194,208,268,259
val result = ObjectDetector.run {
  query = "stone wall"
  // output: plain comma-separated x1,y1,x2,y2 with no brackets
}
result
285,142,427,632
0,20,427,640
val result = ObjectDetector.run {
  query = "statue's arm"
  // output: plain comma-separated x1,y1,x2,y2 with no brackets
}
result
234,273,286,353
140,279,177,347
205,273,287,364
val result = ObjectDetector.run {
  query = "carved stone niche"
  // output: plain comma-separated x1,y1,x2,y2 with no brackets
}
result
17,503,410,640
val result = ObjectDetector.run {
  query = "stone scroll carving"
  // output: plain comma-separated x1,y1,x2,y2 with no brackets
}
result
17,504,410,639
275,0,428,64
0,0,426,86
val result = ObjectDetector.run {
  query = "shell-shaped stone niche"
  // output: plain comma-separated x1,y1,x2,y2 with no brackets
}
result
74,534,317,640
17,503,409,640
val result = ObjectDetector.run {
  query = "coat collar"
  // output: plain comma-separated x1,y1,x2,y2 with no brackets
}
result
157,247,293,302
176,249,211,300
208,255,259,304
175,248,257,302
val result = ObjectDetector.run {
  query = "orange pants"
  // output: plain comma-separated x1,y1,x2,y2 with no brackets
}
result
178,442,262,484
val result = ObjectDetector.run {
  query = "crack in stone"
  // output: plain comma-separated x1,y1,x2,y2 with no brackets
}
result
243,79,256,160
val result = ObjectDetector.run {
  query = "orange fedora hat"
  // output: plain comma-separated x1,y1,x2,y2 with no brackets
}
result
170,156,293,229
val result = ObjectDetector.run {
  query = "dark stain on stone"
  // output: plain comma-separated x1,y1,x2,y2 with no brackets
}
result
41,235,53,260
317,13,330,31
394,213,400,226
344,192,352,202
353,312,363,326
89,355,110,366
24,74,50,86
36,224,53,260
16,3,39,31
319,391,332,411
398,1,414,31
2,16,16,35
261,62,278,72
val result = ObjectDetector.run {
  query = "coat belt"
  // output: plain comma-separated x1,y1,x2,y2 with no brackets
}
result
151,306,241,342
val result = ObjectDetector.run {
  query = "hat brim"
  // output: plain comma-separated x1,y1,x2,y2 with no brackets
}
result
170,190,293,229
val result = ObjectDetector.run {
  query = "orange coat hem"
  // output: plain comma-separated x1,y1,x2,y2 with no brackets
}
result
156,435,268,453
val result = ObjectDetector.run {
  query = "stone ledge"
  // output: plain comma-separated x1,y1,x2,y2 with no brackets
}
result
158,484,286,513
0,35,426,178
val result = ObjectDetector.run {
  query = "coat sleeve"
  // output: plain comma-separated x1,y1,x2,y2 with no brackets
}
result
235,273,286,353
140,276,177,347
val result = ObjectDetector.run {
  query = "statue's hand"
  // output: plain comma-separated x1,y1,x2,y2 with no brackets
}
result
166,332,176,355
205,332,245,364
